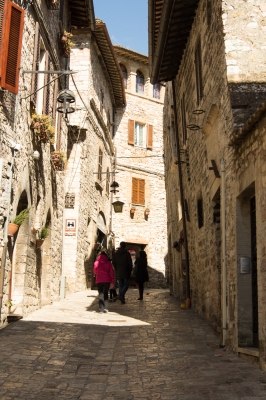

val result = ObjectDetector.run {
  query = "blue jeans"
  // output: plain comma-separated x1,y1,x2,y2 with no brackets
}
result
117,278,130,299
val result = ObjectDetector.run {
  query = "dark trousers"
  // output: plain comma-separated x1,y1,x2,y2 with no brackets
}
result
138,281,144,299
97,282,110,311
117,278,130,300
110,288,117,299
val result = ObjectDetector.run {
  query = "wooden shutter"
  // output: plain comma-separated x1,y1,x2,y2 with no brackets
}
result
52,79,58,123
138,179,145,205
181,94,187,144
132,178,145,205
147,124,153,149
31,22,40,105
106,168,110,193
1,2,24,94
0,0,7,78
128,119,135,145
195,38,203,105
98,149,103,181
132,178,138,204
42,52,49,114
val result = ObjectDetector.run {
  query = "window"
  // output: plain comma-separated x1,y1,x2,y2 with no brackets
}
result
106,167,110,193
197,198,204,228
132,178,145,205
134,122,144,147
153,83,160,99
128,119,153,149
100,90,104,115
136,70,144,94
207,1,212,27
195,38,203,105
0,1,24,94
120,63,127,89
97,148,103,181
181,94,187,145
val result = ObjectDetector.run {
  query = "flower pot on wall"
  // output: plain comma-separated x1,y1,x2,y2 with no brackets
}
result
8,223,19,237
36,239,44,248
130,208,136,214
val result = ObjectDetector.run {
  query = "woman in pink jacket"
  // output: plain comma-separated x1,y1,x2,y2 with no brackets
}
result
94,251,114,313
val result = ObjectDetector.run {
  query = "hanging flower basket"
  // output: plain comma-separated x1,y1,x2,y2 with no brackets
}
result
8,223,19,237
51,151,67,171
144,208,150,216
60,31,74,57
130,207,136,214
31,113,55,144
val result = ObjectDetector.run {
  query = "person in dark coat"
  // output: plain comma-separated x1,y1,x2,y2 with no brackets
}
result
135,250,149,300
112,241,132,304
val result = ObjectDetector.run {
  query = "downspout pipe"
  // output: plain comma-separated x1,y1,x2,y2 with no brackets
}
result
221,159,227,345
172,80,191,307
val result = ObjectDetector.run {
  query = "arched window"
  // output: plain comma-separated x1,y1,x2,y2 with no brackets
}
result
136,70,144,94
120,64,128,89
153,83,160,99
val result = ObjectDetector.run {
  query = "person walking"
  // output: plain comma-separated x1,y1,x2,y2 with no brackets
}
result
94,250,114,313
112,241,132,304
134,250,149,300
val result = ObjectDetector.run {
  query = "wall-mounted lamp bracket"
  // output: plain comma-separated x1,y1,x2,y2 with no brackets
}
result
187,124,201,131
209,159,220,178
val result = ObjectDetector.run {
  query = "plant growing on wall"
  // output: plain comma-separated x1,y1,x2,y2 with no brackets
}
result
8,208,31,236
12,208,30,226
60,30,74,56
51,151,67,171
36,226,50,248
31,113,55,144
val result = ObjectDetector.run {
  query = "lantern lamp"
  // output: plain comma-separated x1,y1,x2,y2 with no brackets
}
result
112,201,124,213
110,181,119,194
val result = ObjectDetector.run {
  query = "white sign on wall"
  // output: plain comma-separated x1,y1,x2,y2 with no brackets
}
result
65,219,76,236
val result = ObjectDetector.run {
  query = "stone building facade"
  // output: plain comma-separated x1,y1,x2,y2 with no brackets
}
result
63,21,125,292
149,0,266,369
0,0,96,326
112,46,168,288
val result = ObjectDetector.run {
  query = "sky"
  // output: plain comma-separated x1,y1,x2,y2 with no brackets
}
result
93,0,148,55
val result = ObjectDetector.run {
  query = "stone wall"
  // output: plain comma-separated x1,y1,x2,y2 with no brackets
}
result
163,0,266,369
112,50,168,288
0,1,68,325
64,29,115,292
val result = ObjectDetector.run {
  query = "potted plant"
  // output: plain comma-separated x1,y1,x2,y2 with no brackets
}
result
8,208,30,237
144,207,150,216
60,30,74,57
31,113,55,144
130,206,136,214
36,226,49,248
51,151,67,171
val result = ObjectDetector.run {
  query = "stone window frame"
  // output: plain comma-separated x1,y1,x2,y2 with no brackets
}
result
119,63,128,89
136,69,145,94
153,83,160,99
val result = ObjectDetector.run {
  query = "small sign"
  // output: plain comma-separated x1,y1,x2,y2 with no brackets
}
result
65,219,76,236
240,257,251,274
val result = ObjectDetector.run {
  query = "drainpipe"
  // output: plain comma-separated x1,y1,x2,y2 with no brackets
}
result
221,159,227,345
0,151,15,320
172,80,191,308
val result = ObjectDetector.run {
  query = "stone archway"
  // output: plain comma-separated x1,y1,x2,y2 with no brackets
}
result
11,190,30,315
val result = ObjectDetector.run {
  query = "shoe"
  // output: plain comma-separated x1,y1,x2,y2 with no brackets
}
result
103,309,108,313
137,298,143,301
117,296,125,304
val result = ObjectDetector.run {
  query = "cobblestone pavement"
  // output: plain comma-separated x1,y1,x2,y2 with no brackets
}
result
0,289,266,400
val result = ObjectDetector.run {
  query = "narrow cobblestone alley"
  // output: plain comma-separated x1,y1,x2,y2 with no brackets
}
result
0,289,266,400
